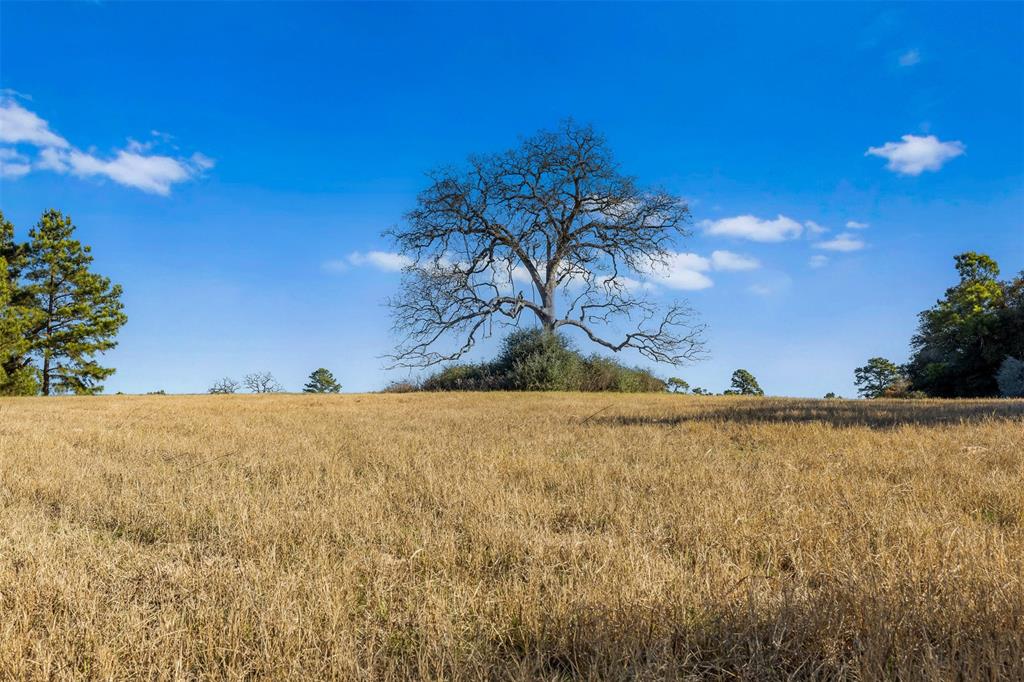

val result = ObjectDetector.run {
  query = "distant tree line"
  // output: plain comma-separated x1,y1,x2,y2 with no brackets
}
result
207,368,342,395
1,210,126,396
854,252,1023,399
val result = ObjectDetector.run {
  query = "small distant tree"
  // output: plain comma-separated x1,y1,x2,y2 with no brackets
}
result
854,357,904,398
691,386,711,395
996,356,1024,398
244,371,282,393
666,377,690,394
303,368,342,393
824,392,840,399
208,377,240,394
724,369,764,396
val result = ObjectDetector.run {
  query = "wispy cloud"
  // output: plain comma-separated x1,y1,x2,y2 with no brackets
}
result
813,233,866,252
0,95,212,195
866,134,964,175
845,220,869,229
808,254,829,269
710,250,760,271
644,249,761,290
804,220,828,235
337,250,412,273
0,98,69,148
701,214,803,242
649,252,714,290
0,148,31,178
898,49,921,67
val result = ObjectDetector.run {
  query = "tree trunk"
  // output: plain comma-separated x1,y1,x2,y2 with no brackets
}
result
540,284,557,334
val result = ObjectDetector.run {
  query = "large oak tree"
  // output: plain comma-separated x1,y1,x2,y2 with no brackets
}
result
387,121,705,367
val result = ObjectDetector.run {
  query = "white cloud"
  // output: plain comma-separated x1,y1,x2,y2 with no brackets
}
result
57,148,205,196
898,49,921,67
0,148,31,178
710,250,760,271
0,95,211,194
866,134,964,175
648,252,714,290
0,99,68,148
345,250,412,272
702,214,803,242
814,233,866,252
845,220,869,229
808,255,829,269
804,220,828,235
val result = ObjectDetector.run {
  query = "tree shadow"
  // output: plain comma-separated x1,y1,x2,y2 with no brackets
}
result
598,399,1024,430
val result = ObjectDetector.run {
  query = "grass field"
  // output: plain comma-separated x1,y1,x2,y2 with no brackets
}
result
1,394,1022,680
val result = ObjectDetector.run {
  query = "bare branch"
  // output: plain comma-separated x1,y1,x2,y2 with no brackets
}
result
386,120,705,367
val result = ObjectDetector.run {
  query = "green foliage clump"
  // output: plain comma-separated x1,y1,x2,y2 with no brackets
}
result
906,252,1023,397
0,211,39,395
854,357,905,399
723,369,764,396
303,368,342,393
996,357,1024,398
1,210,126,395
419,328,665,392
666,377,690,394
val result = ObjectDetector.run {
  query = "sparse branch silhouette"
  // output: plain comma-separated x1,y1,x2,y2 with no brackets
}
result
386,120,706,367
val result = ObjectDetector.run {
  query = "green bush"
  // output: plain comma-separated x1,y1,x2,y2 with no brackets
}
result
419,328,666,393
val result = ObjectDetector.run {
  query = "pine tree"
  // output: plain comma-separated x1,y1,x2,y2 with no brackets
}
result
303,368,342,393
724,369,764,396
22,210,127,395
0,212,39,395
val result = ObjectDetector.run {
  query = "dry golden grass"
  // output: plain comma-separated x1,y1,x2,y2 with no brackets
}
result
1,393,1022,680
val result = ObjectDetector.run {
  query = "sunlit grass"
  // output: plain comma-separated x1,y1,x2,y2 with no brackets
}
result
1,394,1021,679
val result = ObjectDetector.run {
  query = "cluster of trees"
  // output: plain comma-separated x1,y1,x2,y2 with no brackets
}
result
666,369,763,396
1,210,126,396
854,252,1024,399
207,368,342,394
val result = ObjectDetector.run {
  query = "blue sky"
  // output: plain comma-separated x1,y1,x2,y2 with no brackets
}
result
1,2,1021,396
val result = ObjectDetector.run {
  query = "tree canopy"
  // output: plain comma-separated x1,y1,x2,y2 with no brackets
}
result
854,357,905,399
724,369,763,396
0,212,39,395
387,121,705,368
905,252,1023,397
1,210,127,395
303,368,342,393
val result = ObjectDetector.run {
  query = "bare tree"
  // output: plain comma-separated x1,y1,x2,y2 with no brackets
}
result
243,372,282,393
387,121,706,367
208,377,240,394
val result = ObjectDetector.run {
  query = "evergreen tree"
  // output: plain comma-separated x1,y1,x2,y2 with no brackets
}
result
303,367,342,393
725,369,764,396
0,212,39,395
854,357,904,398
22,210,127,395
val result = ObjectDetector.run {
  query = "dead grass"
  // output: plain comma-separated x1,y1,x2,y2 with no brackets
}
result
0,394,1022,680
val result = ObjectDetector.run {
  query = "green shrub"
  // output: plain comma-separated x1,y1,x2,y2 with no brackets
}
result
419,328,666,393
996,356,1024,398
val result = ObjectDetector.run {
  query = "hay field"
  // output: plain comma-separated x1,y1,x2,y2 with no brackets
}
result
0,394,1022,680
